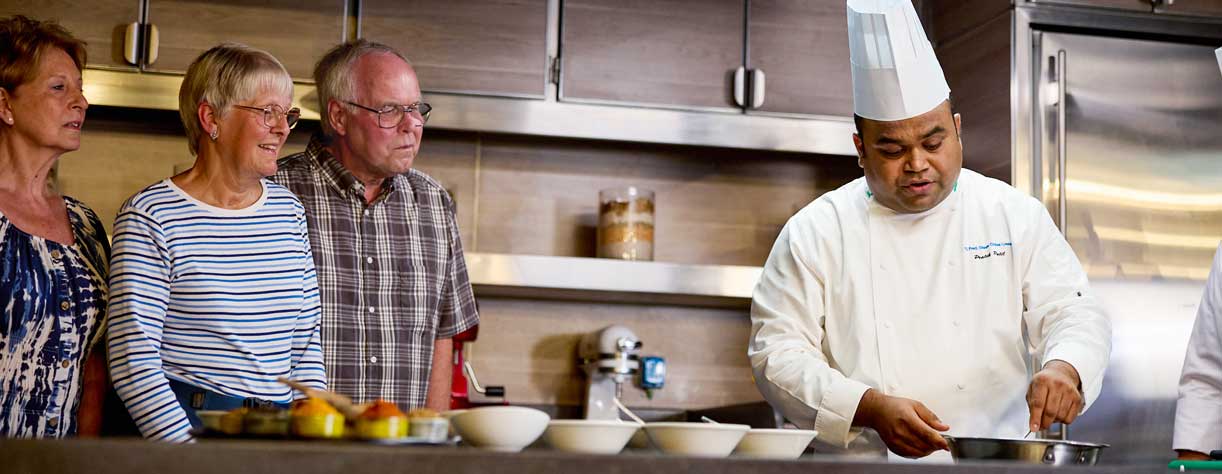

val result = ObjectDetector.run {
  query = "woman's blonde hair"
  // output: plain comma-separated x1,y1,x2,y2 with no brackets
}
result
178,43,292,155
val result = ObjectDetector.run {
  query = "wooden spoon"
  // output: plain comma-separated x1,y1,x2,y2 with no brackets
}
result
277,377,365,419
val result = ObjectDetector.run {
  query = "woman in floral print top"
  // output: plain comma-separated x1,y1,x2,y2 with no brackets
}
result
0,15,108,438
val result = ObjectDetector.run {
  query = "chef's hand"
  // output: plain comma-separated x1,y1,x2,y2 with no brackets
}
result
1027,360,1083,432
854,388,950,458
1176,450,1211,461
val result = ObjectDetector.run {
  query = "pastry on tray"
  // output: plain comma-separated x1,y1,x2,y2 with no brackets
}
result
291,397,345,439
407,408,449,441
243,406,290,437
355,400,409,440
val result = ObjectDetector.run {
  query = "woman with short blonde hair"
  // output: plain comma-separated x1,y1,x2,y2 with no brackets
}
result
107,43,326,442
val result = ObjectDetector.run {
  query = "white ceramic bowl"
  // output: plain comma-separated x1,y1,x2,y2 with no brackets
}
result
544,419,641,454
627,426,652,449
733,428,818,459
643,422,750,457
449,406,550,452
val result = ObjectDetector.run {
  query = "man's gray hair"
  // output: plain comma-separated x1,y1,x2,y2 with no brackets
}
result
313,39,411,138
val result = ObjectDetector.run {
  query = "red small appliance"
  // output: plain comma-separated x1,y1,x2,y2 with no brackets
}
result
449,325,507,409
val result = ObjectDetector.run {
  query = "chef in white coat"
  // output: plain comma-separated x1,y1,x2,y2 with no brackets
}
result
1171,48,1222,462
748,0,1112,460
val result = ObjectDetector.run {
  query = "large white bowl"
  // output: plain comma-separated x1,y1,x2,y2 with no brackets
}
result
544,419,641,454
449,406,551,452
733,428,818,459
643,422,750,457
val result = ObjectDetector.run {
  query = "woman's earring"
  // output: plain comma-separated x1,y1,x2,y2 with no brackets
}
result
209,128,219,140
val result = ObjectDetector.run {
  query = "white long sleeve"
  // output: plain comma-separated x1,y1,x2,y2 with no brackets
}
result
1174,243,1222,454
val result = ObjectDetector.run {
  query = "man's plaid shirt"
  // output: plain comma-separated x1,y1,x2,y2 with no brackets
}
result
272,134,479,410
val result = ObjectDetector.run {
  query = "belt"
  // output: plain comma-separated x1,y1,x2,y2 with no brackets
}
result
167,379,289,429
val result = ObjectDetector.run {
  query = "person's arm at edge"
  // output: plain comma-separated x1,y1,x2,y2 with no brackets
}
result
1174,244,1222,459
424,338,453,412
75,345,107,437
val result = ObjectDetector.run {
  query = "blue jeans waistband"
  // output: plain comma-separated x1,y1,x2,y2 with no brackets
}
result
167,379,289,429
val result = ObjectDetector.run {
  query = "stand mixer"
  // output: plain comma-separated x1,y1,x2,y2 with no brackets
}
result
578,325,643,420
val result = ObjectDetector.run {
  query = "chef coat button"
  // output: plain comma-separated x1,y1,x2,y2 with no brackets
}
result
952,320,960,327
368,306,376,314
59,301,70,311
61,360,70,368
948,259,956,267
888,384,898,392
883,322,892,329
878,264,886,271
47,417,59,428
369,356,378,363
956,383,965,390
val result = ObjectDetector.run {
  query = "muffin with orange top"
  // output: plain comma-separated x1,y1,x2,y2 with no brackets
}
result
290,397,345,439
355,400,409,440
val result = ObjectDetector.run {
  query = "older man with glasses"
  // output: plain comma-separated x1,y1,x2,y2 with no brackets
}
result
272,40,478,413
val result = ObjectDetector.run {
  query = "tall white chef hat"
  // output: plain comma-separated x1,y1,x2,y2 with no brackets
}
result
1215,46,1221,76
846,0,950,122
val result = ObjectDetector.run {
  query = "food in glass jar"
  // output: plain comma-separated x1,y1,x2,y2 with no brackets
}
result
243,406,290,437
291,397,345,439
219,407,248,435
355,400,409,440
597,187,655,261
408,407,449,441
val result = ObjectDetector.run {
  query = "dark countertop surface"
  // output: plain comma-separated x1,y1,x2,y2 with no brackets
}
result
1,438,1171,474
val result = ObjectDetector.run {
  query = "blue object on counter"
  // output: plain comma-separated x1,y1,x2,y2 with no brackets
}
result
641,356,666,389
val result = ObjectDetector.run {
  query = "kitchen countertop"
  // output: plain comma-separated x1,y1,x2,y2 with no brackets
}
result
1,438,1169,474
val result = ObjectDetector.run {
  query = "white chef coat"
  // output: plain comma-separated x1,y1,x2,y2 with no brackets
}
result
749,169,1112,459
1173,243,1222,455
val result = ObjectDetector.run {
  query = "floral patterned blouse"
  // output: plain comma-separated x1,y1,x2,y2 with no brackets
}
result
0,196,109,437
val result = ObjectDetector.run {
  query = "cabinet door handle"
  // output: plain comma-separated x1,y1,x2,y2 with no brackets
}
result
751,69,766,109
733,66,746,107
1055,49,1067,234
145,24,160,66
123,22,140,65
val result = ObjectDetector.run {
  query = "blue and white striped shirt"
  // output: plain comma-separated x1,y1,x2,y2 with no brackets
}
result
107,179,325,442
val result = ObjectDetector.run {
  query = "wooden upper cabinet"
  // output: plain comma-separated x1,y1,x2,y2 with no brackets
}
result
0,0,142,70
560,0,744,110
920,0,1011,45
360,0,549,98
1155,0,1222,17
1025,0,1152,12
747,0,852,117
143,0,347,80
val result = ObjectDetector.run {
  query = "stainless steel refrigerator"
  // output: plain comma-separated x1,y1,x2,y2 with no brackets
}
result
1018,25,1222,464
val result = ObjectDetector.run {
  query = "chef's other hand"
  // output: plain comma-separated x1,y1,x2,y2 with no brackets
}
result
854,388,950,458
1027,360,1083,432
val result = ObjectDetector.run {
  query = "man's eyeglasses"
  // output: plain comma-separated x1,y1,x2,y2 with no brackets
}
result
233,104,301,129
345,101,432,128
